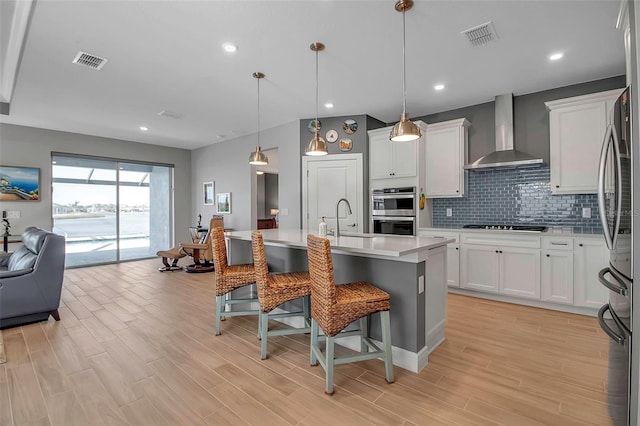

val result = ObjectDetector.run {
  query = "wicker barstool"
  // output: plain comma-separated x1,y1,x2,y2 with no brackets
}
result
251,231,311,359
211,226,259,335
306,234,394,395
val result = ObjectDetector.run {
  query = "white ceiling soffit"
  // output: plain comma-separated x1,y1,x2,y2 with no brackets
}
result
0,0,35,110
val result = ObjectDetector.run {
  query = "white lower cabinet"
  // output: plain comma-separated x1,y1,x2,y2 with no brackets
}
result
541,250,574,304
574,238,608,308
499,247,541,299
460,245,500,293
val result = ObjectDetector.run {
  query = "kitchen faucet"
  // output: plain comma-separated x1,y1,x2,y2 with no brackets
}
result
335,198,352,238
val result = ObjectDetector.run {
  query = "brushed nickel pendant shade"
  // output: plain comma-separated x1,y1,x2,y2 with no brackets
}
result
305,42,328,156
390,0,421,142
248,72,269,166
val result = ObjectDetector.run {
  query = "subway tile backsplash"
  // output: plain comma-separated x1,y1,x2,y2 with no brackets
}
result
431,166,602,234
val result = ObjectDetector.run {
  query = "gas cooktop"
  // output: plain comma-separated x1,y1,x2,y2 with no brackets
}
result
462,224,547,232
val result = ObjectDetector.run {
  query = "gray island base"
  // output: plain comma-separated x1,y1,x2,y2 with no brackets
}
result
226,229,453,372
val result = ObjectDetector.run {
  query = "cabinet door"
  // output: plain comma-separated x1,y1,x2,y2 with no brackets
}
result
541,250,574,304
425,127,462,197
369,133,393,179
460,245,499,293
391,139,417,178
549,101,609,194
499,247,540,299
574,238,608,308
447,244,460,287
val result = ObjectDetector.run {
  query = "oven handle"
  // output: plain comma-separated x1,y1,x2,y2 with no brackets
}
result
597,304,626,346
598,267,629,296
372,194,415,200
372,216,415,221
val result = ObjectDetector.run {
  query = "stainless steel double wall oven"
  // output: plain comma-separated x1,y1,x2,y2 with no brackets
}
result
371,187,416,236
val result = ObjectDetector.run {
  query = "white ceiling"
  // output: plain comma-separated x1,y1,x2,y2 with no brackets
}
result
0,0,626,150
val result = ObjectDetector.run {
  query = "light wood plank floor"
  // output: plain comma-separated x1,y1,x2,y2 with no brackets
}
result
0,259,615,425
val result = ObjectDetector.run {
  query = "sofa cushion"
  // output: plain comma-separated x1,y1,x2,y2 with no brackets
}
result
7,246,37,271
22,227,49,254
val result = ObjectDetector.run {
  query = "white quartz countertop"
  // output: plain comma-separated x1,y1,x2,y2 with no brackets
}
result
227,229,454,257
418,227,603,238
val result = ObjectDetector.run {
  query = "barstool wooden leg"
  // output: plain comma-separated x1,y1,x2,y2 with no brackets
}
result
260,311,269,359
310,319,319,366
325,336,335,395
215,295,224,335
381,310,394,383
359,315,368,353
303,295,311,326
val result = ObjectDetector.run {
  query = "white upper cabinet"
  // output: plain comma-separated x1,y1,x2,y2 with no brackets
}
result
369,125,422,179
545,89,623,194
425,118,470,198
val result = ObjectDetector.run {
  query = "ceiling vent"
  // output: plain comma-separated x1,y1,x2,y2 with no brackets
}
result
157,110,184,119
461,21,498,47
72,51,108,70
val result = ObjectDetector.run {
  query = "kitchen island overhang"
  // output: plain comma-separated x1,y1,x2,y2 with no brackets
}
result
226,229,454,372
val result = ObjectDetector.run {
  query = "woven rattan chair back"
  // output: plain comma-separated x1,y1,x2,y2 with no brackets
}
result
211,226,228,277
251,231,270,301
306,234,339,333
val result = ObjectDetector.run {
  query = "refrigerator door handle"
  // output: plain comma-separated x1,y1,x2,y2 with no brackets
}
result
597,304,626,346
598,125,614,250
610,123,623,248
598,267,629,296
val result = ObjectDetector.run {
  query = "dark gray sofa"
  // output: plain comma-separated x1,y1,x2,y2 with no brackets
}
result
0,227,66,329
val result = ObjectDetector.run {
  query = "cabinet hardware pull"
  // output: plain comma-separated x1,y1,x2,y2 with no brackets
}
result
579,243,583,247
551,242,568,245
495,250,499,253
555,185,560,188
455,247,459,250
546,254,550,257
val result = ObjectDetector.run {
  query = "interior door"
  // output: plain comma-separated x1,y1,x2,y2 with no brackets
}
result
303,154,363,234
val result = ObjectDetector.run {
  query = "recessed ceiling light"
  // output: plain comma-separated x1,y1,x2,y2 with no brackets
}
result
549,52,563,61
324,102,334,108
434,84,445,91
222,43,238,53
139,126,148,131
256,171,264,175
52,160,57,164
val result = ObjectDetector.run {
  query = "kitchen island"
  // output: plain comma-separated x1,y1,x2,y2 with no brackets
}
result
226,229,454,372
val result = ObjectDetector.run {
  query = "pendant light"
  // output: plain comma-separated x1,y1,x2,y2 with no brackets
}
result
389,0,421,142
305,42,328,156
248,72,269,165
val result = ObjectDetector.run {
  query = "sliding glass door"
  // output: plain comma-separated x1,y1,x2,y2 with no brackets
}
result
52,154,173,267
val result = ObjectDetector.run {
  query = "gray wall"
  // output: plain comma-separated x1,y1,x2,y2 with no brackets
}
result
299,114,385,228
0,123,191,242
191,121,300,230
414,75,626,165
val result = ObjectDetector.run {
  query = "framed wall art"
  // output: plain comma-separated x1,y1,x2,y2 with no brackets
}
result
0,165,40,201
203,181,214,205
216,192,231,214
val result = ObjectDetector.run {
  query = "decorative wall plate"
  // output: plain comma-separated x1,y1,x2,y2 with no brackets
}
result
339,137,353,152
342,119,358,134
308,119,321,133
325,129,338,143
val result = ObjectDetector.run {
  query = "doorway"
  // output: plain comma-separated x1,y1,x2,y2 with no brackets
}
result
51,154,173,267
252,147,279,228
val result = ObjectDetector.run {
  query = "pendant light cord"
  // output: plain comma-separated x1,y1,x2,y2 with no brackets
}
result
402,9,407,115
257,75,261,147
315,48,319,136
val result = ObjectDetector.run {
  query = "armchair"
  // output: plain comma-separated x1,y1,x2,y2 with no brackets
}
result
0,227,66,329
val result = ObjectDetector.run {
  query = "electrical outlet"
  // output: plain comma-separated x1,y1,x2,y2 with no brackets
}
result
582,207,591,218
6,211,20,219
418,275,425,294
446,208,452,217
280,208,289,216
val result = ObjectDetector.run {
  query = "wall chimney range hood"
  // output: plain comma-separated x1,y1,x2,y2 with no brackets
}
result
464,93,544,169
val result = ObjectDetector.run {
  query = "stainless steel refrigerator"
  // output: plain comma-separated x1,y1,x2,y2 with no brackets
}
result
597,86,634,426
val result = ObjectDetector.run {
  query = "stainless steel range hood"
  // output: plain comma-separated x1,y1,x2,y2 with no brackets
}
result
464,93,544,169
